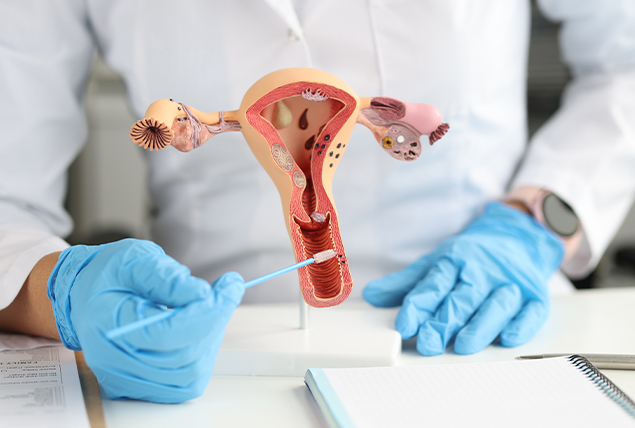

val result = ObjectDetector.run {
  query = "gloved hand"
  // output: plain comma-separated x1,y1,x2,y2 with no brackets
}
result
363,202,564,356
47,238,244,403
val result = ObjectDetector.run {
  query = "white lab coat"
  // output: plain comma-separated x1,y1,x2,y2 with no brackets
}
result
1,0,634,308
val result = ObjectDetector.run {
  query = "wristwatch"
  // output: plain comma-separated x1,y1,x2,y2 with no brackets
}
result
504,187,582,260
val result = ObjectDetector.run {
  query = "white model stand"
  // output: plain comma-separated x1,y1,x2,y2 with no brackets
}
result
215,297,402,377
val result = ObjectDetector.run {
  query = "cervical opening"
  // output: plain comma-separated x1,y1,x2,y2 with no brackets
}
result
293,213,342,299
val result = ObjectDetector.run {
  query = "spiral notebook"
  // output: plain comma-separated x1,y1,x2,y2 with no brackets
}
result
304,355,635,428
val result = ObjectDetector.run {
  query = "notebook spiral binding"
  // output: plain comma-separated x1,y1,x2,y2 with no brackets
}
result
567,355,635,419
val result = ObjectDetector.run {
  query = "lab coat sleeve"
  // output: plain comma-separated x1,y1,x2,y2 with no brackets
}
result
0,1,94,309
511,0,635,278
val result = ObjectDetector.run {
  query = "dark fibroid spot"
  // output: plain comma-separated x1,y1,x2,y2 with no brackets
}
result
410,142,418,147
305,135,316,150
299,109,309,130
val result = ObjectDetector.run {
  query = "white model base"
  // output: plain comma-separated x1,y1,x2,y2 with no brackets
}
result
215,299,401,377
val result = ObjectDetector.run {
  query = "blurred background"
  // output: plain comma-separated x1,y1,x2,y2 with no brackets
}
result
65,3,635,290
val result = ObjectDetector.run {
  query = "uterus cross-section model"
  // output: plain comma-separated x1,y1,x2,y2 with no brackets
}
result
130,68,448,308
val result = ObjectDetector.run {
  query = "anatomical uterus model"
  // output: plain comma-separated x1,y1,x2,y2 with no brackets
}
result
130,68,448,308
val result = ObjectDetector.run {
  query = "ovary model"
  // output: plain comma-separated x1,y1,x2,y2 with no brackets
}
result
130,68,448,308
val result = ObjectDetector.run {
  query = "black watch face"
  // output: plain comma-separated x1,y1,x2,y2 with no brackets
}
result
542,193,579,237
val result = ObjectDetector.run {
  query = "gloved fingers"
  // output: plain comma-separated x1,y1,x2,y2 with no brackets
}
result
100,372,211,404
209,271,246,307
453,284,523,355
119,345,217,386
113,275,243,351
499,300,549,348
362,255,433,307
88,344,215,403
415,276,491,356
112,303,228,368
119,251,214,307
120,303,230,352
394,257,459,339
117,339,210,370
70,239,209,307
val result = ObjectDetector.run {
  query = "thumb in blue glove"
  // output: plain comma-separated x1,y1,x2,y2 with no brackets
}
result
47,238,245,403
363,202,564,356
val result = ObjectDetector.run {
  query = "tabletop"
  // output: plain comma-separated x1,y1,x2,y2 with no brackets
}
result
95,287,635,428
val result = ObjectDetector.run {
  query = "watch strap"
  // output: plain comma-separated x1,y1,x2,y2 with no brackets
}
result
504,187,582,261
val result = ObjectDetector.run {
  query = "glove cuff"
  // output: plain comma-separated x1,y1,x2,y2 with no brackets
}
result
46,246,88,351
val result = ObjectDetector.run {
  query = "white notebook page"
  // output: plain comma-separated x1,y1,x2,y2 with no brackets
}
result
322,357,634,427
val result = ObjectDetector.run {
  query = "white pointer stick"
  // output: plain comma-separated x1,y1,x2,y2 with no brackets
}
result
244,249,336,288
106,249,338,340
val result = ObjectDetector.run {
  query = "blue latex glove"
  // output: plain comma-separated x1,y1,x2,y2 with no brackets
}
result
363,202,564,356
47,239,244,403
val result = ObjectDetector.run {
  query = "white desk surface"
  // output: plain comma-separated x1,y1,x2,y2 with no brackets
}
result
100,287,635,428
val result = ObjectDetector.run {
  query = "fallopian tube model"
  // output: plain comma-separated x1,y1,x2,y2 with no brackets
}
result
129,68,449,308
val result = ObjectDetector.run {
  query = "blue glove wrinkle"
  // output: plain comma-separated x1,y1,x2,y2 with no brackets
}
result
135,298,152,323
474,236,550,302
417,279,486,355
467,203,564,274
454,284,523,354
395,300,431,339
99,341,215,386
119,250,211,306
111,278,243,352
363,278,411,308
92,348,214,403
363,256,433,308
394,258,460,338
210,271,246,308
467,213,560,316
416,320,446,356
499,300,549,347
119,340,211,370
110,293,138,334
